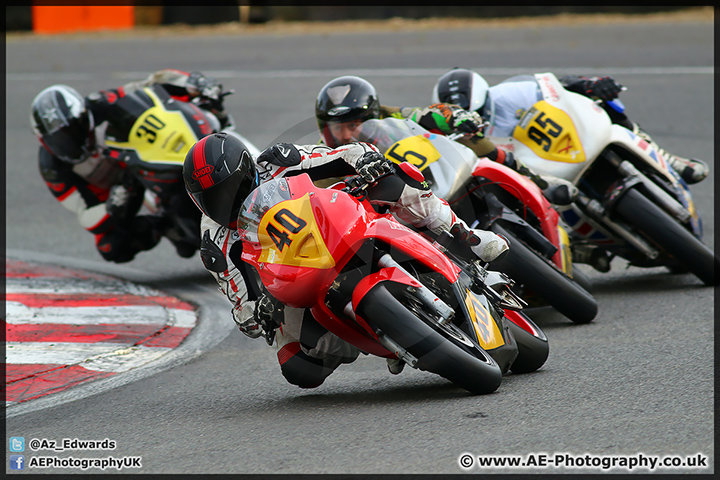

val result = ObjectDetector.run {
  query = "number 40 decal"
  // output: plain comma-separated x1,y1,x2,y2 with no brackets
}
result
266,208,307,251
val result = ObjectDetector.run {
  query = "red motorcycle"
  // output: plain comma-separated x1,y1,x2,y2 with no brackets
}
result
236,168,549,395
352,118,598,324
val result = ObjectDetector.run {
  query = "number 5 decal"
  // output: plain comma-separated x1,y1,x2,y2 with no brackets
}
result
385,135,441,171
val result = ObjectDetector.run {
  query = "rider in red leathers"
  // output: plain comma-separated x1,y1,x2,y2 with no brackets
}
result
184,132,511,387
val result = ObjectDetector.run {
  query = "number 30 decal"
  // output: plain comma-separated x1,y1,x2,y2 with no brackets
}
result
135,113,166,144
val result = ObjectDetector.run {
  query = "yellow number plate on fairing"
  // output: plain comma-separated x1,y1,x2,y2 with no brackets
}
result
384,135,441,171
513,101,586,164
105,88,198,166
464,289,505,350
258,194,335,269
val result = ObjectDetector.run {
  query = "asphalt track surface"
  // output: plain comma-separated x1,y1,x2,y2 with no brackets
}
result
5,13,715,475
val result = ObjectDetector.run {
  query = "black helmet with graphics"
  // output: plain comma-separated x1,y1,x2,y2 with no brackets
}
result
315,76,381,148
30,84,96,164
183,132,257,229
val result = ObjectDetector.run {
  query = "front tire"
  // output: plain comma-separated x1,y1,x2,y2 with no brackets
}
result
490,223,599,324
613,187,718,286
506,313,549,374
357,284,503,395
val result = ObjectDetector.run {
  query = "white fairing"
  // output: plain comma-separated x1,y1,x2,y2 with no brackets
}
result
492,73,613,184
353,118,478,200
402,120,478,199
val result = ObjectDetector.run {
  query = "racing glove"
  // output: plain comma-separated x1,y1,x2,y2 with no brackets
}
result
413,103,486,137
565,76,623,103
187,71,226,112
255,292,285,345
232,300,263,339
446,107,485,135
355,151,394,183
105,172,145,221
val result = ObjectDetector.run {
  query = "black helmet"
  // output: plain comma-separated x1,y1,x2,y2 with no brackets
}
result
183,132,258,229
315,76,381,148
432,68,490,114
30,84,96,164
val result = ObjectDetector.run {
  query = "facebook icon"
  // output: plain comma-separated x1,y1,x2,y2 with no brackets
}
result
10,455,25,470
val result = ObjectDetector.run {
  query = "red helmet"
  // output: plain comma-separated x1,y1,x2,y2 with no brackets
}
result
183,132,258,229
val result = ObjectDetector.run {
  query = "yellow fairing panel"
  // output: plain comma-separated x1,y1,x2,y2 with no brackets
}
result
557,224,573,276
257,195,335,269
105,88,197,165
513,101,586,164
464,290,505,350
384,135,442,171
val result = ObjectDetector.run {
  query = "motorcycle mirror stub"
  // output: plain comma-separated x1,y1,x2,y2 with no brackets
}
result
396,161,426,183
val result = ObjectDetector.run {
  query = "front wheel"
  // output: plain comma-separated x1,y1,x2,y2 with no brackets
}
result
505,312,549,374
490,223,599,324
357,284,502,395
613,187,718,286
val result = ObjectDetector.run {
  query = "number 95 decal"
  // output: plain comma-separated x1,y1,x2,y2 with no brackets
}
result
513,101,586,163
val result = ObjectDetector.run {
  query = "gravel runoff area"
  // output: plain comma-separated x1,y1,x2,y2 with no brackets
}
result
5,6,713,41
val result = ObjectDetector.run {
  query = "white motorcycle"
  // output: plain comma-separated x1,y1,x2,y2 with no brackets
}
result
488,73,717,286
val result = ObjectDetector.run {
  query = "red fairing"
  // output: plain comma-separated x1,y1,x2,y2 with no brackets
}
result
472,159,563,267
242,174,460,308
351,267,423,314
505,310,544,338
239,173,464,355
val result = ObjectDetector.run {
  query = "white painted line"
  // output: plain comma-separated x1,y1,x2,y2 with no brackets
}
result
82,346,173,373
166,309,198,328
5,342,173,373
6,303,196,328
5,66,714,83
6,278,166,296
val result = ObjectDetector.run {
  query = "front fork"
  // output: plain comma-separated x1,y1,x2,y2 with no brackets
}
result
575,150,694,261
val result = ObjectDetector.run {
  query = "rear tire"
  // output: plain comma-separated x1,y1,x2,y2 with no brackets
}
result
613,188,718,286
490,223,599,324
357,284,502,395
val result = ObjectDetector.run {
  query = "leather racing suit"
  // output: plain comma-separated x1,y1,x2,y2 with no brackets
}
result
38,69,228,263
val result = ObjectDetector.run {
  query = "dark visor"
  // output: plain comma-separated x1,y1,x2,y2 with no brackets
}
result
191,169,257,228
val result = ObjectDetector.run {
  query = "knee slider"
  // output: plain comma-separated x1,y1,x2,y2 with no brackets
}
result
280,353,331,389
